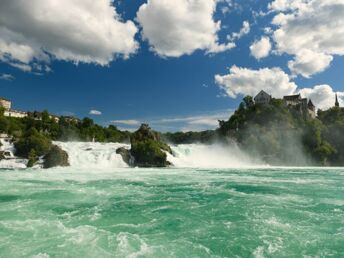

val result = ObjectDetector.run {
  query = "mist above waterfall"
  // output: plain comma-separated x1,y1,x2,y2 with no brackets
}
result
169,143,262,168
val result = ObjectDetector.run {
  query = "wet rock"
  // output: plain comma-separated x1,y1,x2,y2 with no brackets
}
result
43,145,70,169
116,147,134,166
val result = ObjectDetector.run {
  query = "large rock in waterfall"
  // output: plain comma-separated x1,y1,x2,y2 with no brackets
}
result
117,124,172,167
116,147,134,166
43,145,70,169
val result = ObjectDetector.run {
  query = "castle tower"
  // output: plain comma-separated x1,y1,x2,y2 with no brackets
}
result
335,93,339,107
308,99,315,111
307,99,316,118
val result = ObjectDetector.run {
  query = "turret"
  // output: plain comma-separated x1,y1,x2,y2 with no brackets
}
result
335,93,339,107
308,99,315,111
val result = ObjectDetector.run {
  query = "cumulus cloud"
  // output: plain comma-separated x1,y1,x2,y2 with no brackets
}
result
215,65,343,110
136,0,235,57
89,110,102,116
299,85,344,110
0,73,14,81
287,50,333,78
269,0,344,77
249,37,271,60
0,0,138,72
215,66,297,98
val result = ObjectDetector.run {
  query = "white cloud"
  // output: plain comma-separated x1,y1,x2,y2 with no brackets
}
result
288,50,333,78
111,120,141,126
9,63,32,72
299,85,344,110
0,0,138,72
270,0,344,77
153,110,234,131
215,66,297,98
230,21,250,40
109,110,233,132
0,73,14,81
136,0,235,57
249,37,271,60
89,110,102,116
268,0,309,12
156,112,231,127
215,65,343,110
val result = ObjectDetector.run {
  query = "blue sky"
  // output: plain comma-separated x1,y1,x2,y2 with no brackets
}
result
0,0,343,132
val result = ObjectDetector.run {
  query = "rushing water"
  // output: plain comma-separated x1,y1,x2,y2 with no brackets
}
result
0,143,343,257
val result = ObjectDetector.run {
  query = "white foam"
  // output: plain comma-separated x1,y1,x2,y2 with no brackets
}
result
55,141,129,169
0,138,27,169
168,143,262,168
54,141,262,170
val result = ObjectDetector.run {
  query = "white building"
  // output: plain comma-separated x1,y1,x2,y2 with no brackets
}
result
0,98,11,110
0,97,28,118
254,90,272,105
4,110,28,118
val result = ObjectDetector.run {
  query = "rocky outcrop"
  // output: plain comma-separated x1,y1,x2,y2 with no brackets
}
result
116,147,134,166
43,145,70,169
0,151,6,160
27,149,38,168
117,124,173,167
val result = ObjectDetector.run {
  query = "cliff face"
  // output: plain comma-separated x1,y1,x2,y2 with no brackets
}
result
117,124,172,168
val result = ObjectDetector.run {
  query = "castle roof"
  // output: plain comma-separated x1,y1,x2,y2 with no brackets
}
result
283,94,301,101
254,90,271,98
0,97,11,102
308,99,315,108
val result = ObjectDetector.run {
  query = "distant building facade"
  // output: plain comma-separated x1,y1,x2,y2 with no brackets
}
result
0,98,11,110
254,90,271,105
307,99,316,118
252,91,317,118
0,97,28,118
4,109,28,118
0,97,27,118
0,96,82,123
283,94,316,118
283,94,304,107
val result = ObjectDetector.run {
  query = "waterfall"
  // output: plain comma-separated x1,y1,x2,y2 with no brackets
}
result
54,142,130,169
0,140,259,170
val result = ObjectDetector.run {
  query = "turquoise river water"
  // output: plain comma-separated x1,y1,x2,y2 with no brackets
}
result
0,167,343,257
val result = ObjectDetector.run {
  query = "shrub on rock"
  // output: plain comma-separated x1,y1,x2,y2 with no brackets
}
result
119,124,172,167
27,149,38,168
15,128,52,158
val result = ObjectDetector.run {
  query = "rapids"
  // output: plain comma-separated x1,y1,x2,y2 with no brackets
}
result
0,166,343,257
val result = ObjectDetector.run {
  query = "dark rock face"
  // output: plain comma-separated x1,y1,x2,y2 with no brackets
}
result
117,124,173,168
0,151,5,160
116,147,134,166
43,145,70,169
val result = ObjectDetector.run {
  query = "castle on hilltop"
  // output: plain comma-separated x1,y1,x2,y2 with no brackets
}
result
254,90,319,118
0,97,79,122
